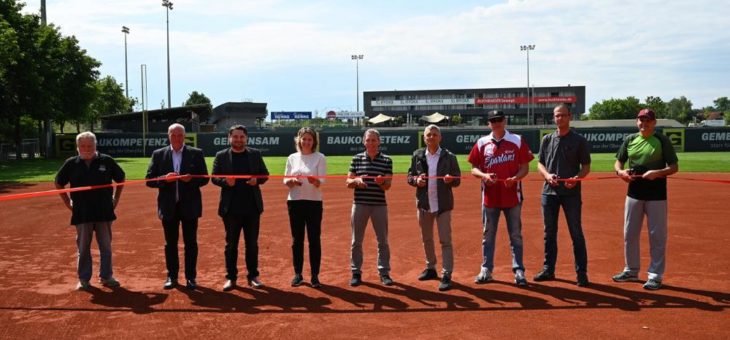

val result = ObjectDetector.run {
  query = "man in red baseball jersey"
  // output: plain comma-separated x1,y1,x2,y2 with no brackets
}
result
468,110,534,286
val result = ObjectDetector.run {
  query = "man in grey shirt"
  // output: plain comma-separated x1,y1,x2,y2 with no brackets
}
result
534,104,591,287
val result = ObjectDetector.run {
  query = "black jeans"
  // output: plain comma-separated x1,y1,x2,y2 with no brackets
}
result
287,200,323,276
161,202,198,280
541,194,587,273
223,213,261,280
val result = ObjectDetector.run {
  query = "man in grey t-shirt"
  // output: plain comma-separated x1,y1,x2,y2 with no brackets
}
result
534,104,592,287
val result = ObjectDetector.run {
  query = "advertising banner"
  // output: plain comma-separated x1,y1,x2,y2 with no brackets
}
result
197,132,296,156
57,133,174,157
319,131,418,155
438,129,539,155
685,128,730,151
271,111,312,120
475,96,577,105
572,129,635,153
55,127,730,158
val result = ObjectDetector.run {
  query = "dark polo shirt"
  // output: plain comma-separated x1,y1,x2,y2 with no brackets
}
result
538,129,591,196
55,153,125,225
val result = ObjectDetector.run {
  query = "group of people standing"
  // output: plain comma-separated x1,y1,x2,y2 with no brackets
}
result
54,104,678,293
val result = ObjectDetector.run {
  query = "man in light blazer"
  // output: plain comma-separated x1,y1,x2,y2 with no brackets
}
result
212,124,269,291
146,123,209,290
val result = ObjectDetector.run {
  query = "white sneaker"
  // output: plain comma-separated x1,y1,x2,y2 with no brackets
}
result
515,269,527,286
474,267,492,283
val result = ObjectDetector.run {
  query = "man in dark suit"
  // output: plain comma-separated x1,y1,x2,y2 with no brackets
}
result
146,123,209,290
212,125,269,291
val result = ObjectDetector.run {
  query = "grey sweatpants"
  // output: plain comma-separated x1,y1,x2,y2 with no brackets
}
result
622,197,668,281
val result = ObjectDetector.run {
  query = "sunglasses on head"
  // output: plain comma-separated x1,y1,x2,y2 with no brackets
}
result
489,117,505,123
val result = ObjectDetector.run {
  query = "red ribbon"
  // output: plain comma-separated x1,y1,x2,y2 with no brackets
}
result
0,174,726,202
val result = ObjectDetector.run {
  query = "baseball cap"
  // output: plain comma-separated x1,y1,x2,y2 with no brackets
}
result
637,109,656,120
487,110,505,121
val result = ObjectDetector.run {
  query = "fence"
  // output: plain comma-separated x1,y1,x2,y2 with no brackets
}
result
0,139,40,160
53,127,730,158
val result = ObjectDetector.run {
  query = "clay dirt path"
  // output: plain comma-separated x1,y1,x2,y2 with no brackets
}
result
0,173,728,338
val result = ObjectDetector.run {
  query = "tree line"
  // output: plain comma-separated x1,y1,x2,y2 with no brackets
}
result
1,0,132,154
587,96,729,124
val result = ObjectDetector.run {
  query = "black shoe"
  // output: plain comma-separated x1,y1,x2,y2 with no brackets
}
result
163,277,178,290
223,279,236,291
380,274,394,286
438,274,452,291
576,273,589,287
291,274,304,287
311,276,321,288
186,279,197,290
417,268,439,281
350,273,362,287
533,269,555,282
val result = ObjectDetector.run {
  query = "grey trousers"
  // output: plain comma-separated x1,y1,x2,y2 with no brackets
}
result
75,221,113,281
623,197,668,281
417,209,453,275
350,204,390,275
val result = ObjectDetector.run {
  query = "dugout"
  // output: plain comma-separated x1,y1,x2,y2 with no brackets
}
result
101,104,213,133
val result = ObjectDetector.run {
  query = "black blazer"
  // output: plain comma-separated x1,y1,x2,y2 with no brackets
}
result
211,147,269,217
145,145,209,220
406,147,461,213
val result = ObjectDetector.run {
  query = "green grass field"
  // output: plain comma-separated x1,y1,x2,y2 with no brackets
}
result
1,152,729,182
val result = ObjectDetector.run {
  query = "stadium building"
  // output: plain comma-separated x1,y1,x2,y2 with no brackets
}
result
364,85,585,125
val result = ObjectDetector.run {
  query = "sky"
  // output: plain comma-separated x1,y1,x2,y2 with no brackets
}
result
21,0,730,115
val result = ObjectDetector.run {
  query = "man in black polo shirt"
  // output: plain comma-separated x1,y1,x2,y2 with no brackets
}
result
55,132,125,290
346,128,394,287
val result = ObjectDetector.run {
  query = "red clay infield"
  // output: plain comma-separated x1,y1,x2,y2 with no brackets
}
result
1,173,729,338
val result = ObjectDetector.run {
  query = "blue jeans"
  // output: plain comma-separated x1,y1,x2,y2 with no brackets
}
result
481,204,524,273
75,221,113,281
541,194,587,274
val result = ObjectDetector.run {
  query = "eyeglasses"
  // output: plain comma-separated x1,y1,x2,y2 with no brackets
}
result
488,117,505,123
638,117,654,122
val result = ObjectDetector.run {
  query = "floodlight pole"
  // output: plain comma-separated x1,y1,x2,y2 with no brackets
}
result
520,45,535,125
162,0,173,108
122,26,130,99
351,54,364,112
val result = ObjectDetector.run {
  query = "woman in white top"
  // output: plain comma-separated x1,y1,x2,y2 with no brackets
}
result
283,127,327,288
